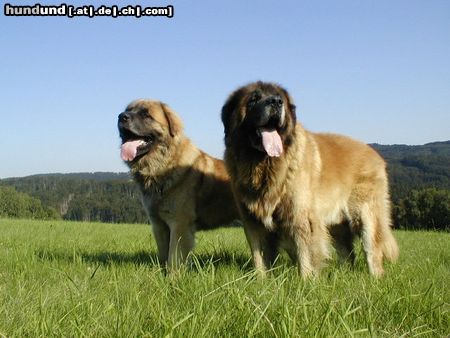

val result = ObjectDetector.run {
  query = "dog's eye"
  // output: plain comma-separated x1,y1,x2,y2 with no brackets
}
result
247,92,262,108
138,108,149,118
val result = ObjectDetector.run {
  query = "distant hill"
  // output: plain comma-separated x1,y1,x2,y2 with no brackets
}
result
5,172,131,182
0,142,448,227
371,141,450,202
0,172,146,223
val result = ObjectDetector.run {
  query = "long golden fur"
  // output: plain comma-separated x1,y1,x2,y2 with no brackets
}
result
118,100,239,269
221,81,398,277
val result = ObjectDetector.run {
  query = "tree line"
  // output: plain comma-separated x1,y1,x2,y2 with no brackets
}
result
0,174,148,224
0,142,449,230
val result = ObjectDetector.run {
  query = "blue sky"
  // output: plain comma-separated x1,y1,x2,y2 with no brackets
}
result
1,0,449,178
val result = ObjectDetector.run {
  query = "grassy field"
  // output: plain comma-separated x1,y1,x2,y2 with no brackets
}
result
0,219,448,337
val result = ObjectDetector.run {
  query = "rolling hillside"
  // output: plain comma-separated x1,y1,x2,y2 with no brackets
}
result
1,141,449,227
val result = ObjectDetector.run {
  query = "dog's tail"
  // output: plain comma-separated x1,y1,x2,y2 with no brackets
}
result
378,195,399,262
381,224,399,262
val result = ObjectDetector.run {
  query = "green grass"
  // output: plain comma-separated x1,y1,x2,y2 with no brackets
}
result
0,219,448,337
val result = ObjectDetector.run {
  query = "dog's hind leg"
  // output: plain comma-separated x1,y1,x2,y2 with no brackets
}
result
329,221,356,266
262,231,279,269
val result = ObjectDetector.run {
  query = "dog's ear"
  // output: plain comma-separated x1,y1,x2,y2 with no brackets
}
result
221,89,244,138
221,99,233,138
279,87,297,125
160,102,183,137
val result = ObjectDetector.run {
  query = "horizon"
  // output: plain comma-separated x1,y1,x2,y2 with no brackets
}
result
2,139,448,180
1,0,449,178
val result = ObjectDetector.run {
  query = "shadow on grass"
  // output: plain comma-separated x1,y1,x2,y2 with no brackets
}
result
35,249,371,278
191,252,252,272
35,249,159,266
81,250,160,266
35,249,251,271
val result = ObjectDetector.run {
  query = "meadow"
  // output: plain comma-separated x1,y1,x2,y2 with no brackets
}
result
0,218,448,337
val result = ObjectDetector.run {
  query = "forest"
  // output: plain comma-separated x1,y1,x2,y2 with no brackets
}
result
1,141,449,230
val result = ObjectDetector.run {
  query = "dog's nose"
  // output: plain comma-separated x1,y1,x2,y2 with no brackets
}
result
268,95,283,108
118,112,130,123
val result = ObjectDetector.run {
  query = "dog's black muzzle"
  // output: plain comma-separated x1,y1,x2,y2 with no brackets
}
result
246,95,284,129
117,111,144,142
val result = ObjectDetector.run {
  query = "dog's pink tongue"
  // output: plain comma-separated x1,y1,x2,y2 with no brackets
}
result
121,140,144,162
261,129,283,157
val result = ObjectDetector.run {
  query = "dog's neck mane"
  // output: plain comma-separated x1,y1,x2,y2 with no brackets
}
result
225,126,304,228
130,135,186,196
229,128,300,193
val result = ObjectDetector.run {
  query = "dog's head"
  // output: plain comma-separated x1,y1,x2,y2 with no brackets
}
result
221,81,296,157
118,99,183,163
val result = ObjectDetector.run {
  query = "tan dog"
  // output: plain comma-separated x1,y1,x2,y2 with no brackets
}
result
221,82,398,277
118,100,240,269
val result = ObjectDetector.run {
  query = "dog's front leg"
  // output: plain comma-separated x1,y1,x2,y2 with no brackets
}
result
150,216,170,265
167,225,195,270
243,221,278,277
292,216,330,279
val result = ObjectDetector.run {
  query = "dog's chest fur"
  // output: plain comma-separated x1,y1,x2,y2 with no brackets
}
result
230,140,304,231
